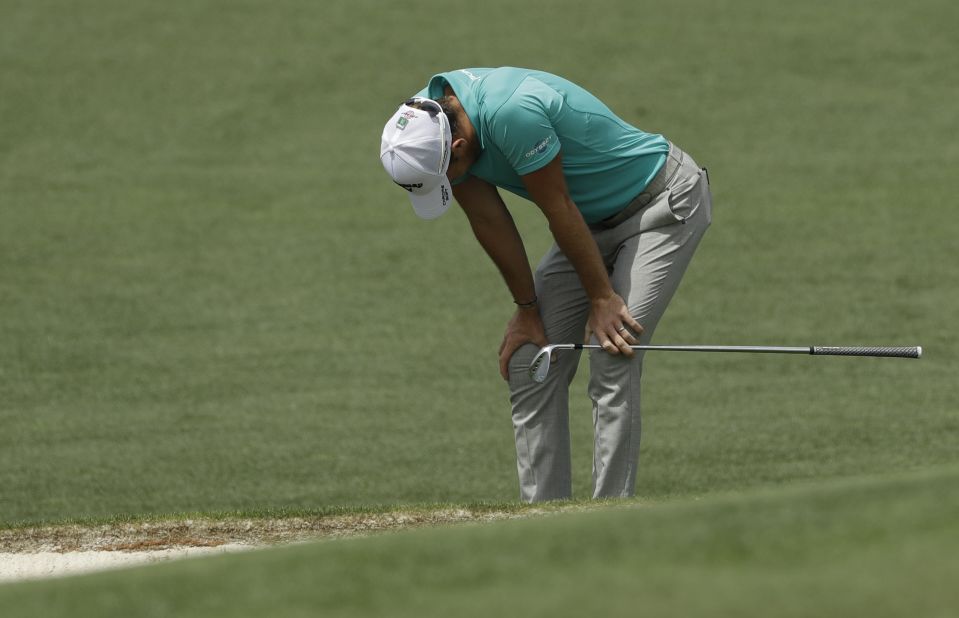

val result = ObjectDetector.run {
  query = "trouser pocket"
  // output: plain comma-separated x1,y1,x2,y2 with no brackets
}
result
631,167,706,232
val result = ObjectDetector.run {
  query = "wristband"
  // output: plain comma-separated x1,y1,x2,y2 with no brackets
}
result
514,296,538,309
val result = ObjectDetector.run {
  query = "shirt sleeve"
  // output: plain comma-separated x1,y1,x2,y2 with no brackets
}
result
486,77,562,176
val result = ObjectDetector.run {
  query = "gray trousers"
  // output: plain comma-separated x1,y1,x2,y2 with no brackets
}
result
506,144,712,502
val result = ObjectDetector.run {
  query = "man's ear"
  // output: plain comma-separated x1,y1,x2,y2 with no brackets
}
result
450,137,468,156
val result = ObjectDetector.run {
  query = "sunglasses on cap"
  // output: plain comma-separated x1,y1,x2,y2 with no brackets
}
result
403,97,443,116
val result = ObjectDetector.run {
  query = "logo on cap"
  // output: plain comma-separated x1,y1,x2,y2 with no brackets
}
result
396,110,417,130
395,182,424,192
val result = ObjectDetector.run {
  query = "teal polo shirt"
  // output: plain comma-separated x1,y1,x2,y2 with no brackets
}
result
415,67,668,224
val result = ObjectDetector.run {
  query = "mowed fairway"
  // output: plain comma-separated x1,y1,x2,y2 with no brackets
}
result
1,0,957,614
2,467,958,617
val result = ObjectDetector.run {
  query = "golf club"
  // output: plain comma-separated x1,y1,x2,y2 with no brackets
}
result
529,344,922,383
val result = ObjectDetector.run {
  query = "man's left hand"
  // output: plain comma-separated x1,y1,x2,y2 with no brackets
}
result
586,293,644,356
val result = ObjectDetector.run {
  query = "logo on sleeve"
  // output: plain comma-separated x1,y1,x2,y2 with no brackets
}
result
524,136,553,159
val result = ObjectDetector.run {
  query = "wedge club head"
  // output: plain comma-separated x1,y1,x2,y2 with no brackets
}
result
529,344,574,383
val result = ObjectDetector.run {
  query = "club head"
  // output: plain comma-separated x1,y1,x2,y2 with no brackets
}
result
529,344,561,383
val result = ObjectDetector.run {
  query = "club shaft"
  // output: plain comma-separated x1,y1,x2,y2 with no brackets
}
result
573,344,808,354
566,345,922,359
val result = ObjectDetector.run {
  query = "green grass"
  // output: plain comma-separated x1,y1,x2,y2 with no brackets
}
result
2,0,955,524
2,465,957,616
0,0,957,612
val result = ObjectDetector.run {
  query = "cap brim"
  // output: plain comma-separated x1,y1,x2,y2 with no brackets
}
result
408,176,453,220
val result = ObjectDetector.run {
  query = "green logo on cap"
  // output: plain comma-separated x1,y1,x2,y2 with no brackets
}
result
396,117,409,130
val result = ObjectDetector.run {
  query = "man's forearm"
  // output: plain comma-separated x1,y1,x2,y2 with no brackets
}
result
543,196,614,303
465,206,537,305
520,154,615,305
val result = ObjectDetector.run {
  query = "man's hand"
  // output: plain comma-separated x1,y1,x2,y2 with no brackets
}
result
586,293,644,356
499,306,548,380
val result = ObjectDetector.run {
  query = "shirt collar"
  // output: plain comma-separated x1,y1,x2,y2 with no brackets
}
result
427,71,486,150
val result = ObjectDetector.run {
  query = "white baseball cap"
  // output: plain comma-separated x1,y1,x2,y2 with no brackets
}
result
380,97,453,220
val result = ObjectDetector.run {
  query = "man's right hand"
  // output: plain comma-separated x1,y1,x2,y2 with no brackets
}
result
498,306,548,381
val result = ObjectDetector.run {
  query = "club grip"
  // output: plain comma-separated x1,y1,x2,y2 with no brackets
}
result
811,346,922,359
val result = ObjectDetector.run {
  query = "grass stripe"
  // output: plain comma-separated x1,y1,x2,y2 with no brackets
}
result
1,465,956,616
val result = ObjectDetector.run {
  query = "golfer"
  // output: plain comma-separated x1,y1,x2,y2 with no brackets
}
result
380,67,711,502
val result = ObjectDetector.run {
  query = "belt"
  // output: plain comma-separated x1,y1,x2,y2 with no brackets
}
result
596,142,685,229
